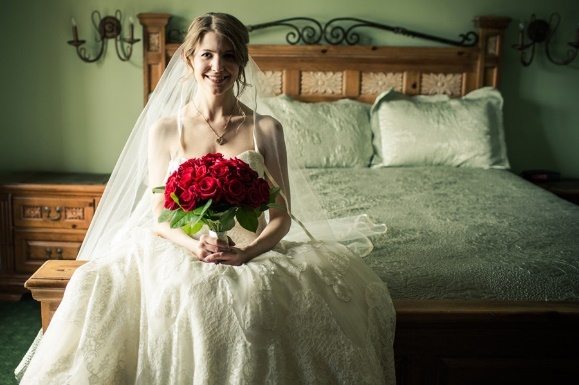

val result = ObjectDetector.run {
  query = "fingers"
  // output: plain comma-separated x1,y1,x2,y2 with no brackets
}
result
203,251,245,266
204,252,223,264
198,235,230,253
195,234,242,265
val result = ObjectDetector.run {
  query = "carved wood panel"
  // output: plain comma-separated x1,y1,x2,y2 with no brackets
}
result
361,72,404,95
149,32,160,52
420,73,463,96
258,70,283,96
300,71,343,95
13,196,95,230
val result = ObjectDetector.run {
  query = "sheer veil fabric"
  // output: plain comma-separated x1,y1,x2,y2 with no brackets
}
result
18,44,396,385
78,46,384,263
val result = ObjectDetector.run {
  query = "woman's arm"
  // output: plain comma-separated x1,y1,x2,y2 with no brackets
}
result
148,118,229,260
205,116,292,265
242,116,292,259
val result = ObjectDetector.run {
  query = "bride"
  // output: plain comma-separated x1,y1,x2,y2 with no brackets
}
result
19,12,396,384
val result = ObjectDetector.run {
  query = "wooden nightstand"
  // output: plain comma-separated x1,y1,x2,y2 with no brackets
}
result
531,178,579,206
0,172,107,300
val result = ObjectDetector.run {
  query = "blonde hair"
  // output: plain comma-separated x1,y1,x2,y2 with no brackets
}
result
182,13,250,95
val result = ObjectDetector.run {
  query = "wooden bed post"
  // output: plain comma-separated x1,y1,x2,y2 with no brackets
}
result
473,16,511,89
137,13,171,105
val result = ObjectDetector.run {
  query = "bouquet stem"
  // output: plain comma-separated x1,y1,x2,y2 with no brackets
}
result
208,230,229,245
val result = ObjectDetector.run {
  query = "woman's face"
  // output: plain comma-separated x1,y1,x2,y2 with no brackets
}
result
191,31,240,97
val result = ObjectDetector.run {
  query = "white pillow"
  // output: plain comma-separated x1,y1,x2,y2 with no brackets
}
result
370,87,510,169
260,95,373,168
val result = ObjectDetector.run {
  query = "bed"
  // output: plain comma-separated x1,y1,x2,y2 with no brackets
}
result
137,13,579,385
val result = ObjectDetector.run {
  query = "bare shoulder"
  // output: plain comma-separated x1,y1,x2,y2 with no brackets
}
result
255,113,284,138
149,116,179,139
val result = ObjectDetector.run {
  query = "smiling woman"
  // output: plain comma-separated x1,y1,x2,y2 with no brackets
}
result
18,12,396,385
191,34,240,96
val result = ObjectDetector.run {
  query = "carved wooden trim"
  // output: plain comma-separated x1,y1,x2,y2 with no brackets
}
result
258,70,283,96
301,71,343,95
23,206,42,219
421,73,463,96
486,35,499,56
149,32,161,52
361,72,404,95
64,207,85,221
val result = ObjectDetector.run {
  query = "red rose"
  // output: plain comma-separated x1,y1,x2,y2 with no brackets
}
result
255,178,270,206
179,186,199,211
164,175,181,210
177,164,196,190
245,187,263,208
235,162,258,183
197,176,222,201
211,161,232,179
194,164,210,181
201,153,224,166
229,158,247,169
223,178,246,205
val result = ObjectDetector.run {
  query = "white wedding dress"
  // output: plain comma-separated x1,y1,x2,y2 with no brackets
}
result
19,150,396,385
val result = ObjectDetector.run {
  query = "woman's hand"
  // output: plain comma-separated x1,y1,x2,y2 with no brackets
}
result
195,234,248,266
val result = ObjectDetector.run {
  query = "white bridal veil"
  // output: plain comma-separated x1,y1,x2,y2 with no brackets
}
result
77,45,384,262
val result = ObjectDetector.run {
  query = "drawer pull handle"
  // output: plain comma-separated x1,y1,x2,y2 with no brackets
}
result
56,248,63,259
43,206,62,221
44,248,52,259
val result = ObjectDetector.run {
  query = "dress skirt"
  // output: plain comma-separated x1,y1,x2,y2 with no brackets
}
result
19,226,396,385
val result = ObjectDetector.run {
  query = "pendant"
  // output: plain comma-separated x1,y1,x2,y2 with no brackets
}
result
216,137,225,145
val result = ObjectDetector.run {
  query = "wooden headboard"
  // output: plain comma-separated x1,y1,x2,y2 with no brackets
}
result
137,14,510,105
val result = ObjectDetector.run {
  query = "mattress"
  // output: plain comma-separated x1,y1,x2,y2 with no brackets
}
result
305,166,579,301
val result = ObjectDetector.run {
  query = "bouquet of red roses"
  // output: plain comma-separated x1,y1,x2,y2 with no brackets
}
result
153,153,279,239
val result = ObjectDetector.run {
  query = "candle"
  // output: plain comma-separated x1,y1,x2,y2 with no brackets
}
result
517,21,525,48
129,17,134,40
71,17,79,41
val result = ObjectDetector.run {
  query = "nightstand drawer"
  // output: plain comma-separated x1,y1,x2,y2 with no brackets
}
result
12,196,96,229
14,230,84,274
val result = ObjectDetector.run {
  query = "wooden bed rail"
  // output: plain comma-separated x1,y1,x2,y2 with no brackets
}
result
27,260,579,385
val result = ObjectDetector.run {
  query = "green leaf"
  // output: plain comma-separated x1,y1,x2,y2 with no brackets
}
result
218,208,237,232
182,221,204,236
236,206,259,233
175,213,200,228
204,219,219,231
152,186,165,194
170,192,180,205
169,210,187,228
192,199,212,216
158,209,175,223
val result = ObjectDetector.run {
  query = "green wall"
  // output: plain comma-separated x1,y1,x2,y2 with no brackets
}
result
1,0,578,176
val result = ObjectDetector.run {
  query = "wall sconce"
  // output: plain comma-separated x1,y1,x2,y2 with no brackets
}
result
67,10,140,63
512,13,578,66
